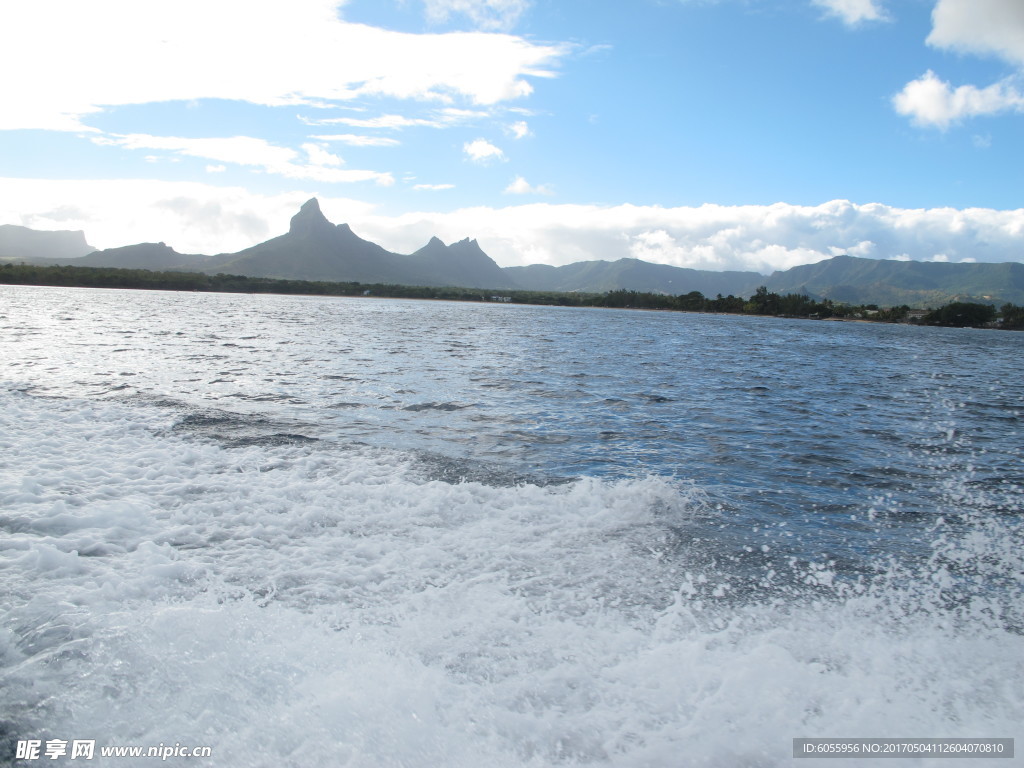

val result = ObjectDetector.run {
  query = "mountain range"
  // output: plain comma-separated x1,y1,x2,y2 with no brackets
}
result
4,199,1023,307
0,224,94,261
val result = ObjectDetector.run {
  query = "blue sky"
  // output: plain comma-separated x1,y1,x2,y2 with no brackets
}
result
1,0,1022,273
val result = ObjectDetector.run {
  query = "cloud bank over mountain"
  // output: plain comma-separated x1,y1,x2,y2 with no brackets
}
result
2,180,1020,274
361,199,1024,273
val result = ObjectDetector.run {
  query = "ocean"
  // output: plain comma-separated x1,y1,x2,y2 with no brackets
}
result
1,285,1022,766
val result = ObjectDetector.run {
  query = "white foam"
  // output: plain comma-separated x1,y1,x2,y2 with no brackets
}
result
2,391,1021,767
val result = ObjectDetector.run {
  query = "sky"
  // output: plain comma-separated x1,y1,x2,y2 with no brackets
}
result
1,0,1022,274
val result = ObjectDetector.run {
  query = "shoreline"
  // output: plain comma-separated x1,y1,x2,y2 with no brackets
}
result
1,264,1017,331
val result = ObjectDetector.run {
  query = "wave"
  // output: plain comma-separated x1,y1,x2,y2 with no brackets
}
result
1,390,1021,767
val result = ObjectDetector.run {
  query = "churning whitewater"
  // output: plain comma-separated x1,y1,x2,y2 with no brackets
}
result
1,286,1021,767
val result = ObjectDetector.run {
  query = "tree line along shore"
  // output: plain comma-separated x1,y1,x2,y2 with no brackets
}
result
2,262,1022,330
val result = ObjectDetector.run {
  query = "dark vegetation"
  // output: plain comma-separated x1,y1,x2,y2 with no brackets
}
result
2,263,1020,329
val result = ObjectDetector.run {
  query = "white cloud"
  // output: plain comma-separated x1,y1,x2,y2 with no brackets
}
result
205,165,227,173
302,143,344,167
93,134,395,185
423,0,532,31
93,134,293,168
629,229,726,270
507,120,532,139
927,0,1024,66
896,0,1024,128
504,176,552,195
893,70,1024,128
463,138,506,163
303,108,490,131
4,182,1023,273
0,0,567,132
440,108,495,121
811,0,888,26
413,183,456,190
828,240,876,257
310,134,402,147
348,198,1024,273
307,115,443,130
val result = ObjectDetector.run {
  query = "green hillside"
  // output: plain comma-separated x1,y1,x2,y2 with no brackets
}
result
763,255,1024,307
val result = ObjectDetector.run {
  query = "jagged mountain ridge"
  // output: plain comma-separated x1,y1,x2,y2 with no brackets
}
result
207,199,402,283
7,200,1024,306
73,199,517,289
207,199,515,288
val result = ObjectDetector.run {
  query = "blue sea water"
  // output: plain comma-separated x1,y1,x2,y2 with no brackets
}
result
1,285,1022,766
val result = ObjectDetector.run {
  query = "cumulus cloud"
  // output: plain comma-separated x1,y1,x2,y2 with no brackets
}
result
893,70,1024,128
927,0,1024,65
344,198,1024,272
423,0,532,31
92,134,394,185
896,0,1024,128
4,182,1022,272
811,0,888,26
507,120,532,139
463,138,506,163
628,229,727,270
504,176,552,195
0,0,566,132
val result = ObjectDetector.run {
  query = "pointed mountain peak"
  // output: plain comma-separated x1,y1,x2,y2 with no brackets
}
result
412,236,448,254
289,198,334,237
295,198,323,218
335,222,380,247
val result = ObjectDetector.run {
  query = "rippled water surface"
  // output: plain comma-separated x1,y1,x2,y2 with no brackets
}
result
1,285,1022,766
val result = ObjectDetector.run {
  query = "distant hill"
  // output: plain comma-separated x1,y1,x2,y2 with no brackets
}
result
507,258,761,297
762,255,1024,307
73,242,209,271
0,224,94,262
6,203,1023,306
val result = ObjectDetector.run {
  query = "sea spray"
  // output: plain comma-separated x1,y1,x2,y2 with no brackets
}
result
2,390,1021,766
